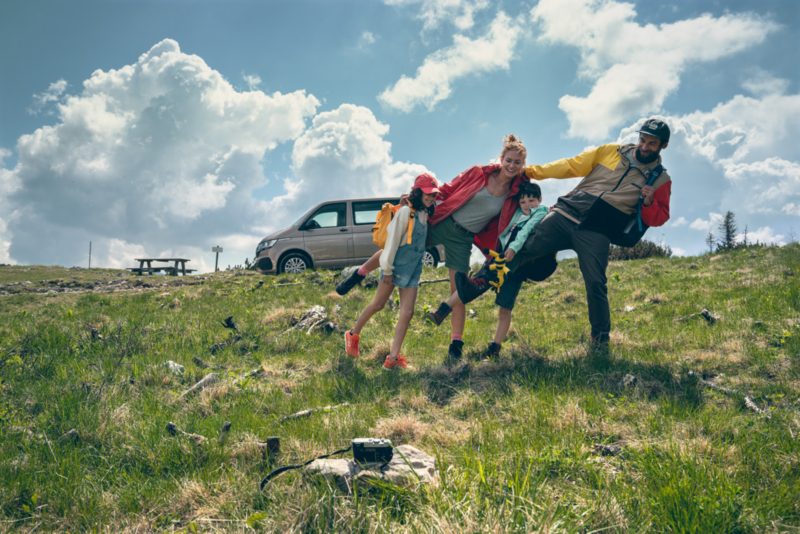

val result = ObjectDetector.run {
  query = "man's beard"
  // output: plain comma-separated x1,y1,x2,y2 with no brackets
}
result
635,147,660,164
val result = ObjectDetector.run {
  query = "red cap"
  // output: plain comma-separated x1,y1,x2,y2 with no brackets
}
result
413,173,440,194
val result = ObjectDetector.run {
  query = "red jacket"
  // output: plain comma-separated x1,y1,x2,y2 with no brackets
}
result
430,164,529,255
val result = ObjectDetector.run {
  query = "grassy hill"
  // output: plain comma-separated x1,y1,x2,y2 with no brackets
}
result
0,245,799,533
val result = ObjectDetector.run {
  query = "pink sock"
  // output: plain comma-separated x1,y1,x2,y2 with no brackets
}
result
451,334,463,342
357,265,371,276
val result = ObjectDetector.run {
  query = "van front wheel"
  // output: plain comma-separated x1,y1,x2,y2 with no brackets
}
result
279,253,310,274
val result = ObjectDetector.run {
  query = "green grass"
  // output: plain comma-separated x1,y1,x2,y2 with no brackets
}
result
0,245,799,532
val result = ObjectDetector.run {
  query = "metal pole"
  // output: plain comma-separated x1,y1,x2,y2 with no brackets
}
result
215,252,219,272
89,241,92,269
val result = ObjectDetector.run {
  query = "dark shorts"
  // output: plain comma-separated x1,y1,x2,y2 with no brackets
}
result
429,216,475,273
494,271,524,310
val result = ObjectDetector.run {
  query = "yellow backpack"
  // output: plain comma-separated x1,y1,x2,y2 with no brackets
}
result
372,203,415,249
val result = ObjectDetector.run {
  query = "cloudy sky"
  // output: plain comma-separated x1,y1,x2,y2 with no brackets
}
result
1,0,798,271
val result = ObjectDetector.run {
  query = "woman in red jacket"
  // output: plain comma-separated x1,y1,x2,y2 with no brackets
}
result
337,134,529,360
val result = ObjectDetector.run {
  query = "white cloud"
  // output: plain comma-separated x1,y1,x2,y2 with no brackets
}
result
2,39,320,271
385,0,489,32
670,216,687,227
671,247,687,257
742,68,791,97
736,226,785,246
783,203,800,216
689,213,723,232
242,73,262,90
29,79,68,114
722,158,800,215
531,0,779,141
263,104,431,229
379,11,522,112
360,31,376,46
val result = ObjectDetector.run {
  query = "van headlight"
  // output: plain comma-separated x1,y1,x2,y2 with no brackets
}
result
256,239,278,255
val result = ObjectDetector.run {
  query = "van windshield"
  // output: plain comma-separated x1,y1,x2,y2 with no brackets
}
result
292,207,313,227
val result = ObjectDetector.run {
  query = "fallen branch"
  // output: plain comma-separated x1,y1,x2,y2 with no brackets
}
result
419,278,449,286
166,421,207,445
689,371,770,419
676,308,720,325
178,373,218,400
278,402,350,422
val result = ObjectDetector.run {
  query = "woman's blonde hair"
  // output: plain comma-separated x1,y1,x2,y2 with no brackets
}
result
501,134,527,160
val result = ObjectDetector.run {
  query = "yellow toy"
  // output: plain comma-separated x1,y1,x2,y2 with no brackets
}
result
485,249,510,293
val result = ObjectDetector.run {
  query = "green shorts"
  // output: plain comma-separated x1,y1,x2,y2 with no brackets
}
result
429,216,475,273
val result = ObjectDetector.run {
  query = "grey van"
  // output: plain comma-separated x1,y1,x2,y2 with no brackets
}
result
254,197,444,275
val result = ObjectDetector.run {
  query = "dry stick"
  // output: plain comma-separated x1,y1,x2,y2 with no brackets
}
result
178,373,218,400
676,309,720,324
278,402,350,422
419,278,450,286
166,421,207,445
689,371,771,419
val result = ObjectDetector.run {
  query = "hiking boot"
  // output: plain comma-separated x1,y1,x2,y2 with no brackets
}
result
336,270,366,295
590,333,609,355
383,354,408,371
344,329,360,358
484,342,502,359
448,340,464,360
425,302,452,326
454,268,495,304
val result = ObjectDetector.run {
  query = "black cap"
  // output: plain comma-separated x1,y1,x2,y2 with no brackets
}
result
637,118,670,143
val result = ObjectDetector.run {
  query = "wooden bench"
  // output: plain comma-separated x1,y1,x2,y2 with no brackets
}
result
128,258,195,276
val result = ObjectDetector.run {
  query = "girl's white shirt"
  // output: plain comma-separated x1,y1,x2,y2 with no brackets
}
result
379,205,428,275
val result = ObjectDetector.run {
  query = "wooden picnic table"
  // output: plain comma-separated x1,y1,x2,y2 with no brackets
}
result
128,258,196,276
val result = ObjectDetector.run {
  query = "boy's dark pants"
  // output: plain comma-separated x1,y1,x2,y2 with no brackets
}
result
507,212,611,339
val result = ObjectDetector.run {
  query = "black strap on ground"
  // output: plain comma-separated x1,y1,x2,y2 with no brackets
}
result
259,446,352,490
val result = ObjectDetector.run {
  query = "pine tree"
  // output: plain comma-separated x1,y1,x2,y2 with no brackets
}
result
706,231,716,253
718,211,738,249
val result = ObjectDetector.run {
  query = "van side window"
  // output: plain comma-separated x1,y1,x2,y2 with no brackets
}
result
305,203,347,229
352,199,401,225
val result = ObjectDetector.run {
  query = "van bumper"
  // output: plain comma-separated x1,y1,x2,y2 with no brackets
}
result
255,255,275,274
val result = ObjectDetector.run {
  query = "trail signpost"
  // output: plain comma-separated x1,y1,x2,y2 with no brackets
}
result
212,246,223,272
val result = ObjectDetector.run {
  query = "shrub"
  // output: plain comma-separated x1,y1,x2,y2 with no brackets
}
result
608,239,673,261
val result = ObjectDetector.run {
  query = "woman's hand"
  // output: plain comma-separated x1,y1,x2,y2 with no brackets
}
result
399,194,409,206
503,249,515,262
382,274,394,286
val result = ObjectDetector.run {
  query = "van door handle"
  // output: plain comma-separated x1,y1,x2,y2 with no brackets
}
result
340,228,349,232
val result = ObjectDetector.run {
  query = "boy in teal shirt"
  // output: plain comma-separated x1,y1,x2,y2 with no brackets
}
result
427,182,549,358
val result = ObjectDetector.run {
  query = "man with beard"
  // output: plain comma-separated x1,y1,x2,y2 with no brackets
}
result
455,118,672,352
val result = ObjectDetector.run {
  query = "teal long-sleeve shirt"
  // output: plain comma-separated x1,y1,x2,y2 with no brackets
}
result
499,205,549,254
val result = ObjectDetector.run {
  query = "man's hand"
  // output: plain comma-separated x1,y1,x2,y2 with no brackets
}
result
641,185,656,206
503,249,515,262
381,273,394,286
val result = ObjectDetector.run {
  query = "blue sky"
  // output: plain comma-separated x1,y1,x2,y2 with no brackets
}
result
1,0,798,271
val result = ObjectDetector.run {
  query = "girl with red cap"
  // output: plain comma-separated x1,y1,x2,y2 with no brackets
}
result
344,174,440,370
339,134,529,360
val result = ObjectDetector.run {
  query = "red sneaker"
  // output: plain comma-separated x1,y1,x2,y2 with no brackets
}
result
345,330,360,358
383,354,408,371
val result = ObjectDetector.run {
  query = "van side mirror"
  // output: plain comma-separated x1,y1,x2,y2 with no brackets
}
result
301,220,321,231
